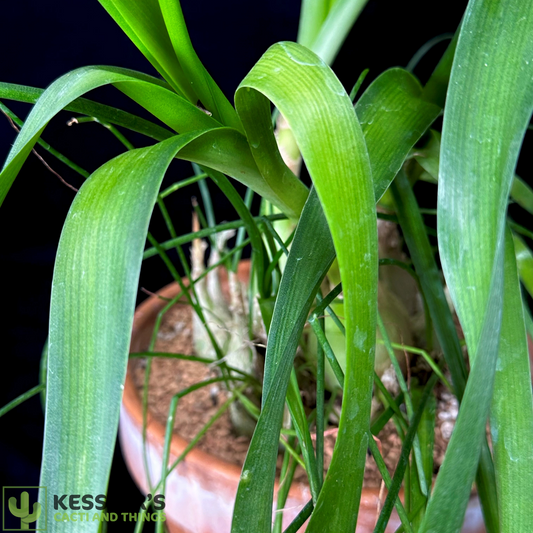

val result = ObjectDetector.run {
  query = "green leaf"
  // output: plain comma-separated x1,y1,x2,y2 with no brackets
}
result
391,171,467,400
412,132,533,214
412,129,441,182
513,233,533,297
235,43,377,533
232,189,336,533
307,0,370,66
354,68,441,201
297,0,329,50
409,379,436,529
0,66,215,204
422,28,459,108
37,131,210,532
0,68,309,218
374,373,439,532
98,0,197,100
0,81,173,142
232,56,441,533
392,171,500,533
99,0,240,131
490,228,533,532
510,176,533,216
158,0,241,131
234,87,309,220
421,0,533,530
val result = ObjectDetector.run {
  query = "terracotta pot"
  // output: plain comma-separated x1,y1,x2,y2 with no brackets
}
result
119,265,485,533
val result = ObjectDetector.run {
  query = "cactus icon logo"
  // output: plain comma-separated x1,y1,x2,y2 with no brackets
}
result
3,487,47,531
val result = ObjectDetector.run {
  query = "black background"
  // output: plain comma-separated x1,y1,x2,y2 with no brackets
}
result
0,0,485,530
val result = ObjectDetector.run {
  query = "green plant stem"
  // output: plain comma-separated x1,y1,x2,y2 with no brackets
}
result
159,173,207,199
197,175,216,229
0,384,45,417
349,68,369,102
373,373,439,533
379,258,418,281
273,437,299,533
155,376,248,533
129,352,260,386
143,212,393,259
282,500,313,533
370,392,405,435
315,312,325,488
376,340,452,391
0,100,90,178
134,388,244,532
406,33,454,73
232,188,255,271
368,436,414,533
68,115,134,150
312,283,342,319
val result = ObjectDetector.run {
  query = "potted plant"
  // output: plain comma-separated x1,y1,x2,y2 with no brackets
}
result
1,0,533,532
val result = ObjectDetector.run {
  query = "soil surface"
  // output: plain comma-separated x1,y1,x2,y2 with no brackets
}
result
131,302,456,489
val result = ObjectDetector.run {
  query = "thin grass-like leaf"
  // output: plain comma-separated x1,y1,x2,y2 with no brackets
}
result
391,171,467,399
513,233,533,298
409,380,436,528
0,384,45,418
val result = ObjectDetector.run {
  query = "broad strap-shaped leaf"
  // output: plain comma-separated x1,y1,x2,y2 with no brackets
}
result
38,131,211,532
0,81,173,142
98,0,196,100
0,66,216,205
235,86,309,219
422,0,533,530
0,67,306,218
297,0,329,50
354,68,440,201
490,228,533,532
412,131,533,216
98,0,241,131
305,0,370,66
233,42,378,533
158,0,242,131
232,60,441,533
232,190,335,533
